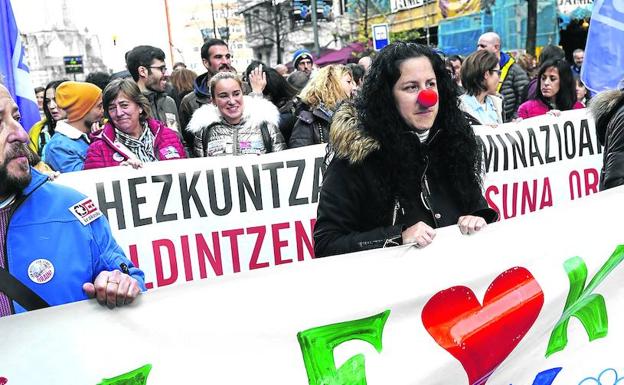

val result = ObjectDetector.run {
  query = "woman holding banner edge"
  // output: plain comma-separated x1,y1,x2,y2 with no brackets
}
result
516,59,584,120
313,42,498,258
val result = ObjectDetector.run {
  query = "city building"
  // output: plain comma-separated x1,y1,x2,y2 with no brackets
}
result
20,1,108,87
166,0,255,73
237,0,355,66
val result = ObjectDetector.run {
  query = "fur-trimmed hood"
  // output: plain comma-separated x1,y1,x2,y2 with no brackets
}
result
186,95,280,134
589,89,624,127
589,89,624,145
330,102,380,164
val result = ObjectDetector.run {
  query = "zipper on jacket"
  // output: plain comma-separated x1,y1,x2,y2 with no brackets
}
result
233,124,239,155
419,155,440,227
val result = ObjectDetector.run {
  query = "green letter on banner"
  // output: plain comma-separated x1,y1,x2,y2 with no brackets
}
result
97,364,152,385
297,310,390,385
546,245,624,357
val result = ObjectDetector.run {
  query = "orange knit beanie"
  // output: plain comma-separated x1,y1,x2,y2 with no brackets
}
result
55,81,102,122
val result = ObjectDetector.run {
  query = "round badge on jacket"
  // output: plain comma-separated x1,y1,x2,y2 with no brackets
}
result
113,152,125,162
28,259,55,284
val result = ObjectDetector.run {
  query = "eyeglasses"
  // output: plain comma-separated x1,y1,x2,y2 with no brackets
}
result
148,65,167,73
489,69,502,75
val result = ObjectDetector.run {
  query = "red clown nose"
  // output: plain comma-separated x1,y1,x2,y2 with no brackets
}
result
417,89,438,108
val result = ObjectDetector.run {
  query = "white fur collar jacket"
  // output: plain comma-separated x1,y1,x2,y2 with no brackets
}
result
186,95,286,157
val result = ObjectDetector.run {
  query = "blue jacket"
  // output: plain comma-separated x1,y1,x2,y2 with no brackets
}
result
5,168,146,314
43,121,89,172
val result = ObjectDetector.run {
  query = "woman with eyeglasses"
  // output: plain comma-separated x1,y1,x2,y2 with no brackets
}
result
29,79,69,157
313,42,498,258
458,50,504,126
517,59,584,119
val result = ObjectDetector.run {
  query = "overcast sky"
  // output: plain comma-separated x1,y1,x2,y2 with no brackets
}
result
12,0,171,71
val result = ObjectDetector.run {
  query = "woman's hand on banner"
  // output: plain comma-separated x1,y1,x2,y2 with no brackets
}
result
402,221,436,248
120,158,143,169
457,215,487,235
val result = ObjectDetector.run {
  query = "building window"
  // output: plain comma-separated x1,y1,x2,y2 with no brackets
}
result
253,9,260,33
245,14,252,33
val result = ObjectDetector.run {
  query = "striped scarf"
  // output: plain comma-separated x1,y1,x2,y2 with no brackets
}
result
115,124,157,163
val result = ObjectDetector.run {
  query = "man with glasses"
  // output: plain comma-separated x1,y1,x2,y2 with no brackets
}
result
477,32,529,122
126,45,180,132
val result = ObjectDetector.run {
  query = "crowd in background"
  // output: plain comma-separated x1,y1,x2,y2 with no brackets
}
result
28,33,596,176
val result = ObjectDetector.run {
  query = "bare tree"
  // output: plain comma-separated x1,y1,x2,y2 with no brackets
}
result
240,0,293,64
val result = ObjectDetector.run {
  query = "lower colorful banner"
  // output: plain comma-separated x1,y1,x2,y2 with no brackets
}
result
1,182,623,384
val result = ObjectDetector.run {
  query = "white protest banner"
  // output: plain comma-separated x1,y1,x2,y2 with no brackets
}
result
54,110,602,289
477,109,602,220
2,185,623,384
55,145,325,290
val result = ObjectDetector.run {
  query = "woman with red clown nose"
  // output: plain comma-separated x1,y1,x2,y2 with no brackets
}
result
314,42,498,258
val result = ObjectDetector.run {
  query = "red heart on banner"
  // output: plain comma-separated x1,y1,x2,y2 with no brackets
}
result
0,377,7,385
421,267,544,385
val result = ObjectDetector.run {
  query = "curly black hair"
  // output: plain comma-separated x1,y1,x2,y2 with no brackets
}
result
355,41,483,212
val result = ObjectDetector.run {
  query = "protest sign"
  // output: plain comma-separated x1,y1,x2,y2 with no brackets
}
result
57,145,325,289
55,110,602,288
2,185,623,384
478,109,601,219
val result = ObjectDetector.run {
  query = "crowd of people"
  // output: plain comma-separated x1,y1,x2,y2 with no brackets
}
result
2,30,624,319
26,33,595,175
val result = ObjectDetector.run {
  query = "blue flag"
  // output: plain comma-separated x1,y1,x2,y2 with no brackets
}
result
582,0,624,93
0,0,40,131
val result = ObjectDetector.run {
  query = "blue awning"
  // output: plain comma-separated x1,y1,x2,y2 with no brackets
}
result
559,3,593,29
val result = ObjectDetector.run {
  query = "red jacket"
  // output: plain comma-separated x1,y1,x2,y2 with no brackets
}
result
84,118,186,170
517,99,584,119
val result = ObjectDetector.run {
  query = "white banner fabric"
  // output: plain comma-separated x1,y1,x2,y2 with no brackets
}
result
1,184,623,384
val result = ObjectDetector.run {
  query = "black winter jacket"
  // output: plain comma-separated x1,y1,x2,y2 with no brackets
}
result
289,103,333,148
179,72,212,145
314,104,498,258
589,89,624,190
499,58,530,122
142,89,180,132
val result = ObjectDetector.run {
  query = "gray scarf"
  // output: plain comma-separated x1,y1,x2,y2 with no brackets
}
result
115,123,157,162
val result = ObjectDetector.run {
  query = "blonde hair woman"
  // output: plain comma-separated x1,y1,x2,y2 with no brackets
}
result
289,64,355,148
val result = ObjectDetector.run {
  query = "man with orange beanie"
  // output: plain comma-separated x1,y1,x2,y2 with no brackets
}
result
43,81,103,172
